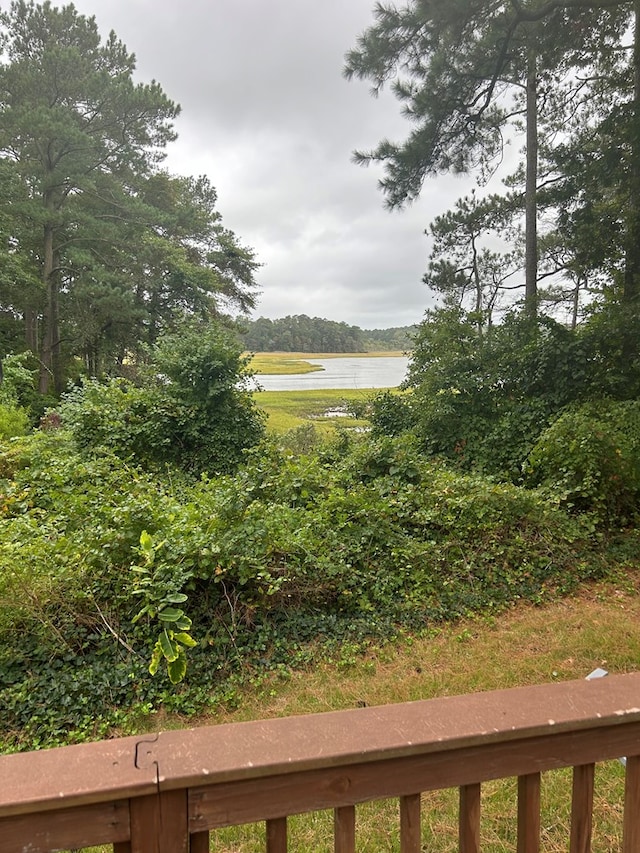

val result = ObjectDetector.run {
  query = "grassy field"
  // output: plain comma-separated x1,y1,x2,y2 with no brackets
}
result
139,572,640,852
254,387,376,433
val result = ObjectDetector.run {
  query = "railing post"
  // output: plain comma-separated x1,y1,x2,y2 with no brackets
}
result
459,783,481,853
400,793,421,853
190,831,210,853
334,805,356,853
623,754,640,852
570,763,594,853
129,790,189,853
517,773,540,853
266,816,288,853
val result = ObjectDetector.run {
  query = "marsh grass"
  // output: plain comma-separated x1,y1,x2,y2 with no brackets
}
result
247,352,405,376
248,354,324,375
248,351,405,433
254,388,376,433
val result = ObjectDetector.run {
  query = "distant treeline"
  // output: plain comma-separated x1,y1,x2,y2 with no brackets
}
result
241,315,416,352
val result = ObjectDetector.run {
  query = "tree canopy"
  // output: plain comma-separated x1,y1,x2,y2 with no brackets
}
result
345,0,638,311
242,315,366,353
0,1,260,393
241,315,416,352
350,0,640,482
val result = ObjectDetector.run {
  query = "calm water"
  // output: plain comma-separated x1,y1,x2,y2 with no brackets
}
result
253,356,410,391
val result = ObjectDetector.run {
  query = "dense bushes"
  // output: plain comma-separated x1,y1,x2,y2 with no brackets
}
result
1,303,639,750
0,353,34,439
391,308,640,481
0,429,611,749
525,400,640,522
58,324,265,475
368,390,417,437
0,403,29,439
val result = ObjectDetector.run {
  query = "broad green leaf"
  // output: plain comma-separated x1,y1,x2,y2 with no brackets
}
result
167,649,187,684
157,607,184,622
165,593,188,604
139,530,153,553
149,642,163,676
159,629,178,662
174,632,197,647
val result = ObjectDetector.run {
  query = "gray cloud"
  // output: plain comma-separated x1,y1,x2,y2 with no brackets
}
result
70,0,463,327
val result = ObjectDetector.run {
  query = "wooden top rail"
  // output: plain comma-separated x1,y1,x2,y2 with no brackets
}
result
2,671,640,821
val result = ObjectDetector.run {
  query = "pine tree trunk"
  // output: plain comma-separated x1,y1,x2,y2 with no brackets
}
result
525,45,538,318
38,219,61,395
24,309,38,353
624,0,640,304
471,232,483,338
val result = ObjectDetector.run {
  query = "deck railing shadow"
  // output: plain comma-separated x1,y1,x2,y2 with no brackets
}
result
2,672,640,852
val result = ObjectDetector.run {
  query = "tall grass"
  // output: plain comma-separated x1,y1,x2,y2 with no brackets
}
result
254,388,375,433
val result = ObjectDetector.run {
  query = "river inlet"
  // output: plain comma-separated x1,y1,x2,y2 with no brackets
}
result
252,356,410,391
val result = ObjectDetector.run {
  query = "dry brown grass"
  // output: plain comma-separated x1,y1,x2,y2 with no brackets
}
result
78,575,640,853
188,573,640,730
150,574,640,851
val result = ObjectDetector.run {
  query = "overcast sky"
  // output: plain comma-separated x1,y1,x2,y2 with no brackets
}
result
68,0,472,329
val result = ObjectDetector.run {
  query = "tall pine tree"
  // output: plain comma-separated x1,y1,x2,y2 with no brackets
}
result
0,1,178,392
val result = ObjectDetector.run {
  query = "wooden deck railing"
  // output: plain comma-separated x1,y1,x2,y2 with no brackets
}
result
2,672,640,852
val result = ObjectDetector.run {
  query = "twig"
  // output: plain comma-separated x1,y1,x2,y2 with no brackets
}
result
94,601,139,656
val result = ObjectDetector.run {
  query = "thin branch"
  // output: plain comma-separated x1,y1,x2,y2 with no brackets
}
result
468,15,521,123
94,601,139,656
511,0,628,22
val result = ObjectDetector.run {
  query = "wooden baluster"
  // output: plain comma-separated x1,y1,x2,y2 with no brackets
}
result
570,764,594,853
517,773,540,853
459,783,481,853
400,793,421,853
334,805,356,853
623,755,640,853
190,830,210,853
266,816,288,853
129,790,189,853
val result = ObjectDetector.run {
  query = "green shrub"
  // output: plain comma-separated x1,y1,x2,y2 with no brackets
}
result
278,422,322,455
0,352,36,409
0,352,40,432
340,432,423,483
524,400,640,522
58,322,265,475
369,390,416,437
405,310,600,479
0,429,608,749
57,378,165,459
0,403,30,439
